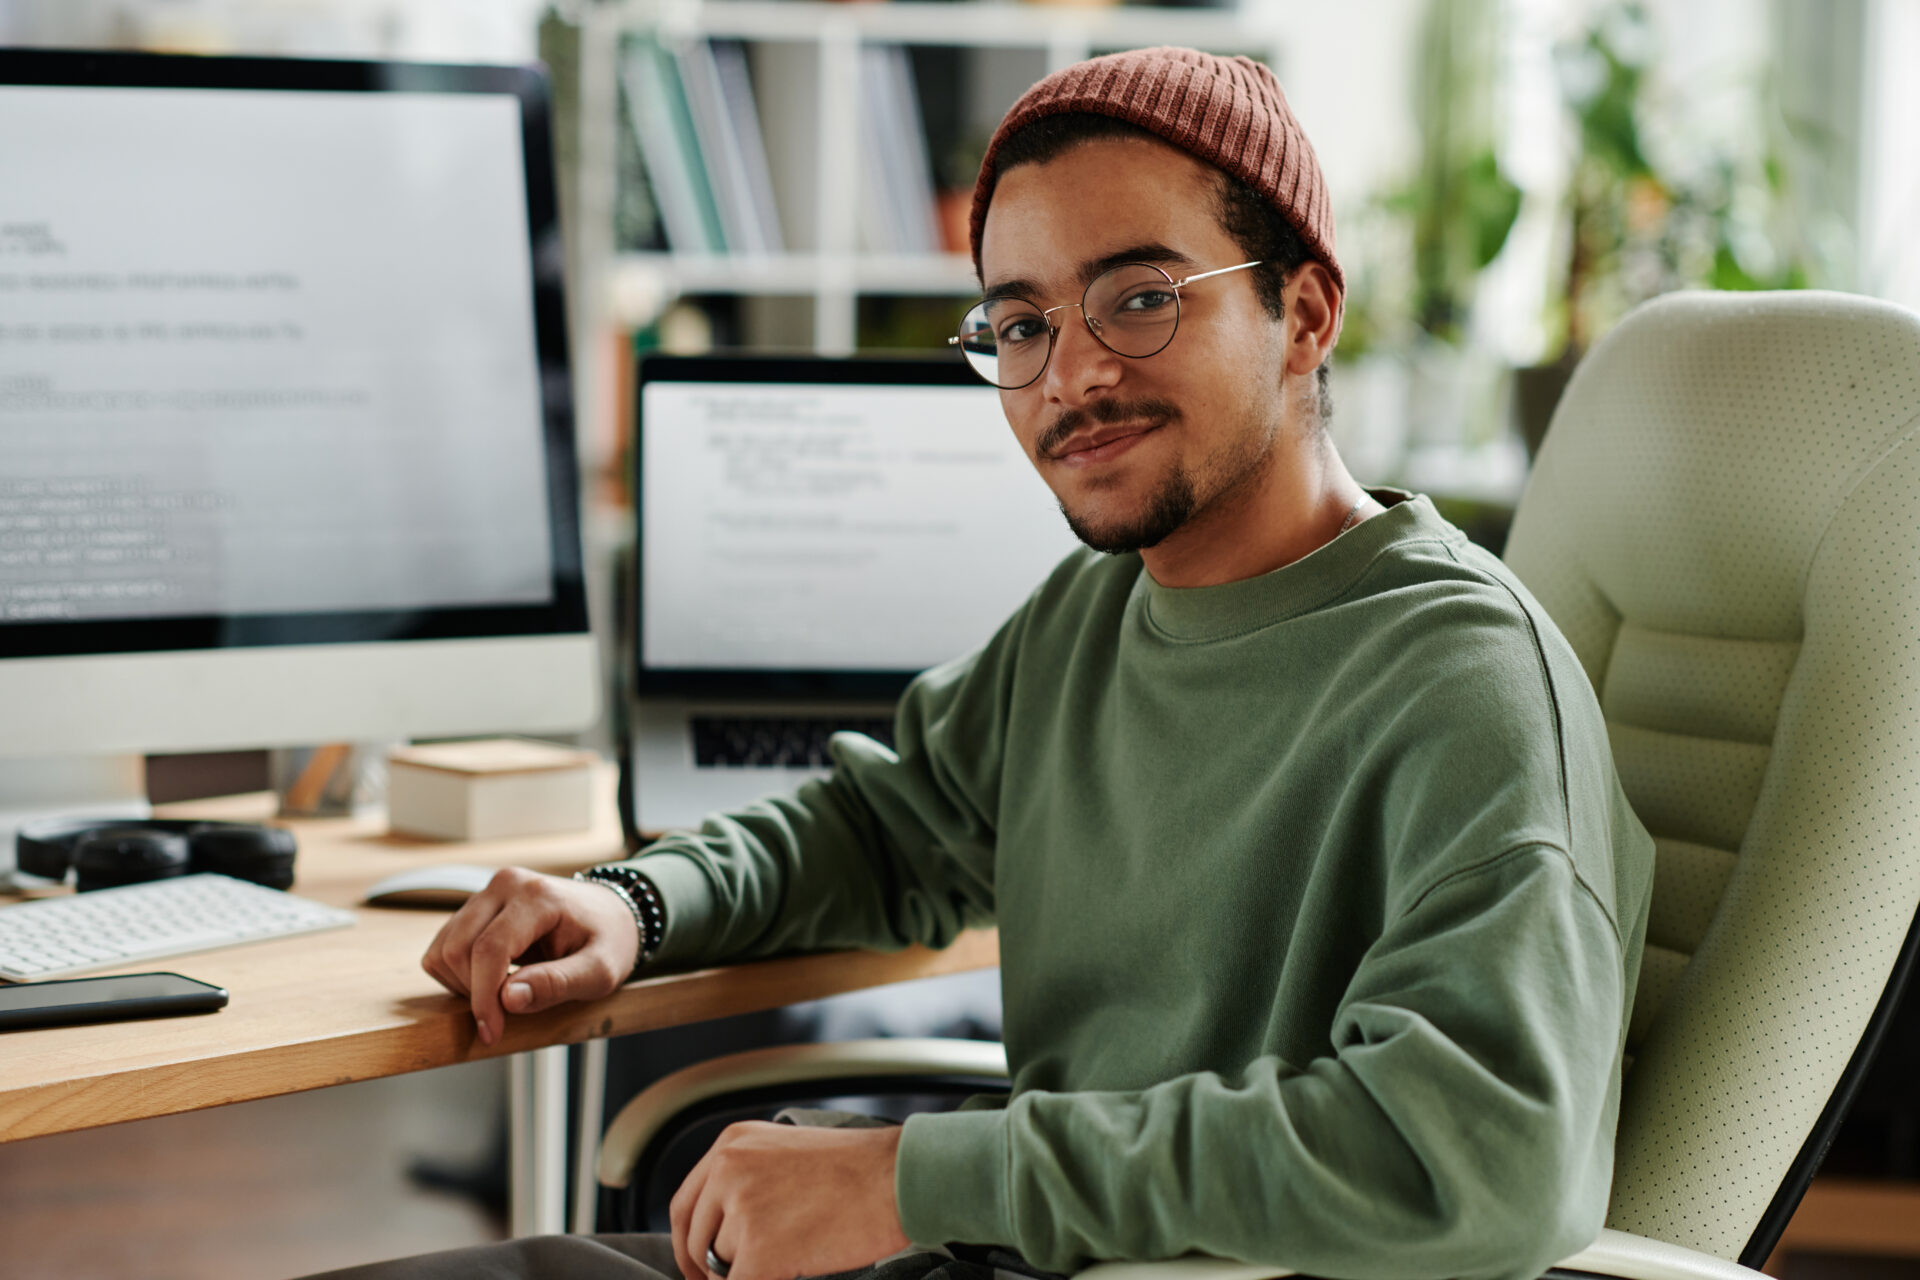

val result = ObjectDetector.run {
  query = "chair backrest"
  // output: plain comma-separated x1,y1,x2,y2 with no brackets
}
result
1503,289,1920,1262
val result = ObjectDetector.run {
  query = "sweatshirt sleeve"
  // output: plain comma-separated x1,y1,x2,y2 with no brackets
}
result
894,844,1626,1280
613,600,1029,967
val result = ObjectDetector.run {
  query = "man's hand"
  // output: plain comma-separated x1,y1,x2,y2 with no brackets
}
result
671,1121,911,1280
420,867,640,1045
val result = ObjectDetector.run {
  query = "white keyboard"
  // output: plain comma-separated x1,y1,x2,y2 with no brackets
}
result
0,873,357,982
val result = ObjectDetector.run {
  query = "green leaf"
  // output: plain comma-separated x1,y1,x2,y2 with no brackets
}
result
1464,150,1523,269
1711,244,1761,291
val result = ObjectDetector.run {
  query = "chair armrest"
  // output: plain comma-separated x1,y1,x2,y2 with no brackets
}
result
597,1037,1010,1189
1549,1229,1768,1280
1071,1230,1766,1280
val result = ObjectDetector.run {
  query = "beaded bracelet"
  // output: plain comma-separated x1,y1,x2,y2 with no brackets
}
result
574,866,667,975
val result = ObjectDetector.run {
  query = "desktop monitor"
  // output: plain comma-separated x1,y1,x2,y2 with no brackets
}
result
0,51,597,799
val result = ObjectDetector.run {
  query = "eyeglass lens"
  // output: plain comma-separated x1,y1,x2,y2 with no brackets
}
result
957,263,1183,390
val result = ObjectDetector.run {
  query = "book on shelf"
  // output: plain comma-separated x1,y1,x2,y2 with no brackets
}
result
709,40,786,255
674,39,786,255
620,34,788,257
619,35,724,253
612,70,667,253
857,45,943,256
748,42,820,253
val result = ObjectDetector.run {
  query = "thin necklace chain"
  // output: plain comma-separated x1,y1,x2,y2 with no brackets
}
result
1337,494,1371,535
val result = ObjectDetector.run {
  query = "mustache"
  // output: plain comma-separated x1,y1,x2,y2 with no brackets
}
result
1037,397,1181,458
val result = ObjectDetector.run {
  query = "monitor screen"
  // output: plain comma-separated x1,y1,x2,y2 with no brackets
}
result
0,56,583,652
0,51,594,761
1,84,553,629
638,360,1080,691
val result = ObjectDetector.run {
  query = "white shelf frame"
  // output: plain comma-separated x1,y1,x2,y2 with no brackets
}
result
610,250,981,296
565,0,1285,460
606,0,1270,48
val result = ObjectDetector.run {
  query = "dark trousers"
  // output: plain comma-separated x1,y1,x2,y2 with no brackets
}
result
300,1114,1061,1280
301,1235,1012,1280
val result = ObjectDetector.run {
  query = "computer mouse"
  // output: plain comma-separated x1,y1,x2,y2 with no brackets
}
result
362,864,500,909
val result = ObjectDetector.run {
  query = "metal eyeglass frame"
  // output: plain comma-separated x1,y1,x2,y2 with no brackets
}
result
949,259,1265,390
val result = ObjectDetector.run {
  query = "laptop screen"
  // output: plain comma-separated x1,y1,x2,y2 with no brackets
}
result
637,356,1081,695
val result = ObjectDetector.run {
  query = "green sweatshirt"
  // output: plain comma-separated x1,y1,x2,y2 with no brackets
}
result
624,493,1655,1280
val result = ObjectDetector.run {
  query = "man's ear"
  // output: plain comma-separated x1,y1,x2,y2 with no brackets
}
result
1284,263,1342,378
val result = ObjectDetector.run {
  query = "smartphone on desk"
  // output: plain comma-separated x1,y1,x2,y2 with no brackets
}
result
0,972,228,1032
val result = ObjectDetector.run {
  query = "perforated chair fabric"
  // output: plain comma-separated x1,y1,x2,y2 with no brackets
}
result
1503,289,1920,1259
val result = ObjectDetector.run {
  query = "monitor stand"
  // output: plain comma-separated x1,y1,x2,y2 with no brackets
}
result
0,755,150,888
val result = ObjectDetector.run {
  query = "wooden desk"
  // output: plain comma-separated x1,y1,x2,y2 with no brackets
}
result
0,788,999,1229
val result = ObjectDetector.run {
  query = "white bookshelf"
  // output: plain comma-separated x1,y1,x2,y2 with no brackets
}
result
610,250,981,296
561,0,1286,458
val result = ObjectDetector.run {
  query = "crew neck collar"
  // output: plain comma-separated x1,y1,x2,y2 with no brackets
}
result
1139,489,1453,642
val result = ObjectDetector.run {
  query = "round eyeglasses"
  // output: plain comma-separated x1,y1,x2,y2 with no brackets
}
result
949,260,1263,390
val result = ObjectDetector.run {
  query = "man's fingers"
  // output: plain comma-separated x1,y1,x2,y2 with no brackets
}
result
466,894,566,1046
686,1187,726,1280
502,947,624,1014
666,1121,906,1280
421,915,465,995
711,1219,745,1280
421,949,462,997
423,872,521,995
423,949,468,998
674,1220,707,1280
421,913,472,996
417,869,641,1044
671,1148,715,1280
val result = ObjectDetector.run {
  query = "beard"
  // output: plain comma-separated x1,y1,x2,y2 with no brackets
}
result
1044,394,1277,556
1061,463,1198,553
1041,395,1191,553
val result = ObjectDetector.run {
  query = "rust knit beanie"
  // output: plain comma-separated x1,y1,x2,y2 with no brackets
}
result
969,47,1342,295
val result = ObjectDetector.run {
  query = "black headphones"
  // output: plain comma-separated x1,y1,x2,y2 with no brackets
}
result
16,818,299,893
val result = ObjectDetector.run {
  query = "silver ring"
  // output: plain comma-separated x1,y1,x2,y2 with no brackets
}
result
705,1246,732,1278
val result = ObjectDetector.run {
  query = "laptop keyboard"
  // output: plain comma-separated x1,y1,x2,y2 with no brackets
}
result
691,715,896,768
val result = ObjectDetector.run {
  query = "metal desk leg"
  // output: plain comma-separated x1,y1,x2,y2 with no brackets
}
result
510,1045,570,1236
572,1037,610,1234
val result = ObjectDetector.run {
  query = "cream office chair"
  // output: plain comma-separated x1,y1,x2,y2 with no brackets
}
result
594,290,1920,1280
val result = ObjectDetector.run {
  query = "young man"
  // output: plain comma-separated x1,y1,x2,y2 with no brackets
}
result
323,46,1653,1280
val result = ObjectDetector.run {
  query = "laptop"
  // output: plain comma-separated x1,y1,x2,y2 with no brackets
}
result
629,354,1081,834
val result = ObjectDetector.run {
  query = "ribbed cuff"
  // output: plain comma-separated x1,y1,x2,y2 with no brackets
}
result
622,851,719,966
896,1107,1013,1250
